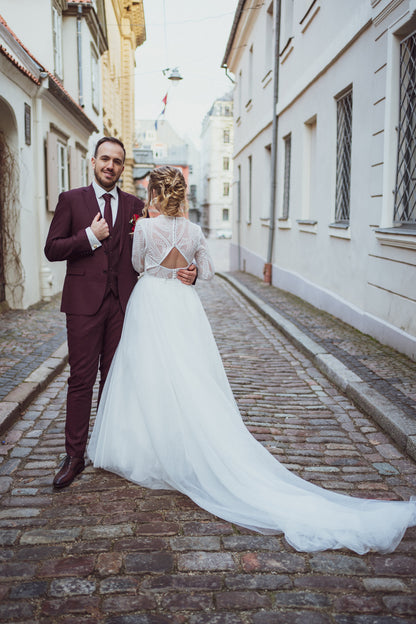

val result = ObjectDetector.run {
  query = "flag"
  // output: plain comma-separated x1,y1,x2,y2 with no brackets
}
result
155,93,168,131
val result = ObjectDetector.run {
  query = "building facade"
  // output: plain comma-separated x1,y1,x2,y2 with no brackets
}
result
0,0,145,310
0,0,103,309
200,94,234,238
134,119,200,220
102,0,145,193
223,0,416,359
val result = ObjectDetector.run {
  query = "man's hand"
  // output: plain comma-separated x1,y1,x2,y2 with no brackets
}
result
177,264,197,286
91,213,110,241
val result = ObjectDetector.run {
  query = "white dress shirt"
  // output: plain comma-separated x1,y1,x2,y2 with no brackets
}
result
86,181,119,251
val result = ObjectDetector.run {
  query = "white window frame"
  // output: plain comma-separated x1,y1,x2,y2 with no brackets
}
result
91,45,99,112
58,141,69,195
52,6,63,79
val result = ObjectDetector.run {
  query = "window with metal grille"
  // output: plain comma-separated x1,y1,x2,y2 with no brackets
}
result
394,32,416,224
335,88,352,222
282,134,291,219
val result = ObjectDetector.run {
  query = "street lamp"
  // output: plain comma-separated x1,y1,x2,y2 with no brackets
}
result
162,67,183,81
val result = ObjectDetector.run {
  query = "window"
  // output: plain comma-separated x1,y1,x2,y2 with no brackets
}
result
223,182,230,196
223,157,230,171
302,116,317,219
91,46,99,112
58,142,68,195
265,2,273,73
248,45,253,104
52,6,63,78
394,31,416,223
335,88,353,222
282,134,291,219
281,0,294,51
81,155,88,187
223,208,230,221
238,71,243,117
223,128,230,144
248,155,252,223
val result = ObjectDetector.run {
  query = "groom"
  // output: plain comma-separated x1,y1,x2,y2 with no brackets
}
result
45,137,197,489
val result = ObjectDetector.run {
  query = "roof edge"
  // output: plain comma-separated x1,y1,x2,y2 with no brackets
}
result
221,0,246,68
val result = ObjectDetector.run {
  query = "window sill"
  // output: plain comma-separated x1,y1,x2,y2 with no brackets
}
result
297,219,317,234
261,70,272,89
278,218,292,230
329,222,350,239
245,100,253,112
260,217,270,228
375,225,416,250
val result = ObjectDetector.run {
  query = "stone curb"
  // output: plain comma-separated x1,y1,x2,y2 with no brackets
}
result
0,342,68,436
218,272,416,462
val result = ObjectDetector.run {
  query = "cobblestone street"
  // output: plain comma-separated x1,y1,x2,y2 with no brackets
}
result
1,276,416,623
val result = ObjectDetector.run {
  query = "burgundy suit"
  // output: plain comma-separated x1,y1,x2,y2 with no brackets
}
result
45,184,144,458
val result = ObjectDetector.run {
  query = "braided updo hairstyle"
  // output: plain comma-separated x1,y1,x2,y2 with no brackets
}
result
144,166,188,217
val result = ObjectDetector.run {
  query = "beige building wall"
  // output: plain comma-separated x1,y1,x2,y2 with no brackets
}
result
102,0,145,193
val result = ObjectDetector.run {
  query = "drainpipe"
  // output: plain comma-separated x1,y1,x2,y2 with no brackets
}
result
237,174,241,271
264,0,281,284
77,4,84,107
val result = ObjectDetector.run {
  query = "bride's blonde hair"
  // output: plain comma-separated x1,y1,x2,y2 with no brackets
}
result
143,166,188,217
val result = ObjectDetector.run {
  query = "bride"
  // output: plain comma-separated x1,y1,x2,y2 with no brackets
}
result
87,166,416,554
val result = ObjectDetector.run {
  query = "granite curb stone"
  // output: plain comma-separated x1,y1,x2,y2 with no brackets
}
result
0,343,68,436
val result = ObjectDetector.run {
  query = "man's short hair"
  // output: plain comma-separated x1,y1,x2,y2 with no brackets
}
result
94,137,126,162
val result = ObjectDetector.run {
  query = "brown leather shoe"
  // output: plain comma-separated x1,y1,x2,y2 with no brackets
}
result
53,456,85,489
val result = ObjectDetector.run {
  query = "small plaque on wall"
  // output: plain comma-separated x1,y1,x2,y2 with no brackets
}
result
24,103,31,146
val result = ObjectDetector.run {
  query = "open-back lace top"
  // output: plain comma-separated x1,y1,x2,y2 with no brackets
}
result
132,215,215,280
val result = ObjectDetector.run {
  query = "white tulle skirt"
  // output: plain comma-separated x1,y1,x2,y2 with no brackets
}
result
88,274,416,554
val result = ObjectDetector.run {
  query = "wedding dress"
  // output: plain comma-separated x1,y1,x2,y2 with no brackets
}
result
87,215,416,554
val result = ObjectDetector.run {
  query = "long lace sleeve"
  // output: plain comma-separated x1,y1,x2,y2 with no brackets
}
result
132,221,146,273
195,230,215,280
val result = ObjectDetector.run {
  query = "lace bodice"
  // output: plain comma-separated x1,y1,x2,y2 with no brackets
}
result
132,215,215,280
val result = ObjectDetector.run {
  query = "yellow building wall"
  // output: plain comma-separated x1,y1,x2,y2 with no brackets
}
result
102,0,145,194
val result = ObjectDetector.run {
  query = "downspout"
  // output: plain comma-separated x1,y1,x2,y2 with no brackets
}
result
264,0,281,284
237,173,241,271
77,4,84,107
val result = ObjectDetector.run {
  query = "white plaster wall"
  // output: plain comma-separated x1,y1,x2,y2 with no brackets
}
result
227,0,416,357
0,63,41,309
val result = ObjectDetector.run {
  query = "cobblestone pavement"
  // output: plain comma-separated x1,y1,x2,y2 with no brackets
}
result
0,295,65,401
1,277,416,624
229,272,416,421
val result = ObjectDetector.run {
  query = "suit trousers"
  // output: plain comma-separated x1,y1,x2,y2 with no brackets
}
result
65,291,124,457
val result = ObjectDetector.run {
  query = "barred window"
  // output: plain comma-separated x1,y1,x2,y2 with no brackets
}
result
282,134,291,219
335,88,353,222
394,32,416,223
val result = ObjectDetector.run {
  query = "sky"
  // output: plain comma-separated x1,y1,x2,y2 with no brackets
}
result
134,0,239,148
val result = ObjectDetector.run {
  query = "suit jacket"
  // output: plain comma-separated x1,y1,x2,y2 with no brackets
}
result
44,185,144,315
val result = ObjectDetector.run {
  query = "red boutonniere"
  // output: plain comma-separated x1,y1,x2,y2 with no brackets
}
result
129,214,141,233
